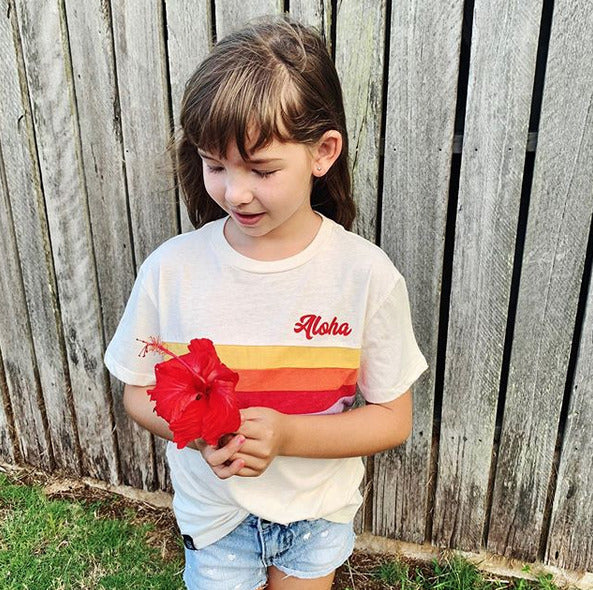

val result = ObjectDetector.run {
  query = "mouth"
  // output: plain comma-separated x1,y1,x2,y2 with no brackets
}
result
231,211,265,226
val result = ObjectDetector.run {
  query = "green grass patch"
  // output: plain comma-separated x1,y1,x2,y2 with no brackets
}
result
0,473,184,589
368,554,570,589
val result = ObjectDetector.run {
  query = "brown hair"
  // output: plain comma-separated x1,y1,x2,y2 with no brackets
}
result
174,16,356,230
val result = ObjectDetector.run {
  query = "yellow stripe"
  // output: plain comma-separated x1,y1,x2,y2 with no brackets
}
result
163,342,360,369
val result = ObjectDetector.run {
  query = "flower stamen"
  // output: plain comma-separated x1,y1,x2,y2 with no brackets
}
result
137,337,207,387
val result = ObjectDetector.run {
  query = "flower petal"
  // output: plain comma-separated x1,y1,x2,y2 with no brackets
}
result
187,338,220,378
201,380,242,446
149,358,205,422
169,398,207,449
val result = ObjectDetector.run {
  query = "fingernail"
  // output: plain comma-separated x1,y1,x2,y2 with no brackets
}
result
237,436,246,445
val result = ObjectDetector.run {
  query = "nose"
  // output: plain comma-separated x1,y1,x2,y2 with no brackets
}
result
225,174,254,207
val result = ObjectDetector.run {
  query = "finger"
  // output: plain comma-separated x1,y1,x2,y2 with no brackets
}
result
231,452,269,472
212,457,245,480
239,407,264,421
236,466,263,477
236,420,263,440
204,435,245,467
231,441,271,461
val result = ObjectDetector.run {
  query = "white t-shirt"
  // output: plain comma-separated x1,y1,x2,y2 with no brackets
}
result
104,214,427,548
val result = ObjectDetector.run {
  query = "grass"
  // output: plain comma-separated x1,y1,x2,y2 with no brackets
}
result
0,467,578,590
0,472,184,589
334,552,575,590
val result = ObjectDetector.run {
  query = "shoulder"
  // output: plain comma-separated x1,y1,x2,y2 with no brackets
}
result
139,218,223,274
326,219,403,285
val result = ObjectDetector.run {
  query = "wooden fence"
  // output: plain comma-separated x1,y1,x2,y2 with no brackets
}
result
0,0,592,573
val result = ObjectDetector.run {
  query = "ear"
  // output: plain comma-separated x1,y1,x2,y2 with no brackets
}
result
311,130,342,177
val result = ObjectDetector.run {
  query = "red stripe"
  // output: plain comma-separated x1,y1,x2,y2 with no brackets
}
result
236,384,356,414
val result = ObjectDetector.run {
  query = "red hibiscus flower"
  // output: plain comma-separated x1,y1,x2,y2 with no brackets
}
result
138,337,240,448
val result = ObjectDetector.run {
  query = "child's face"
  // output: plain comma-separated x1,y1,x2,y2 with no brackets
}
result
198,138,320,253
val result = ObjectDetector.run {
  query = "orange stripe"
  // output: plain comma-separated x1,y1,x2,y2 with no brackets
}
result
235,367,358,392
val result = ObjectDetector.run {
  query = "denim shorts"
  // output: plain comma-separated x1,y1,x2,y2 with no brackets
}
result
182,514,355,590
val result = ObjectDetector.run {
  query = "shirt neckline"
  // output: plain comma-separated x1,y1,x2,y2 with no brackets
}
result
210,213,333,273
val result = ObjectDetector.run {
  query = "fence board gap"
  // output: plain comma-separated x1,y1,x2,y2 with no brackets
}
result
426,149,463,543
453,0,475,136
528,0,554,133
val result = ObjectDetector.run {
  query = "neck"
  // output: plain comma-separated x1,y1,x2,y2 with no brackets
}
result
225,210,322,261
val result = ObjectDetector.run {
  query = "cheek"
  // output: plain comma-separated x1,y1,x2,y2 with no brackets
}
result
203,173,224,201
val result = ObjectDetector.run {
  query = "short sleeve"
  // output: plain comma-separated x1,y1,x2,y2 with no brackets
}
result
104,268,160,386
358,276,428,403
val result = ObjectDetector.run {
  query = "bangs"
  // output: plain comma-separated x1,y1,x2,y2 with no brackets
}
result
183,59,301,159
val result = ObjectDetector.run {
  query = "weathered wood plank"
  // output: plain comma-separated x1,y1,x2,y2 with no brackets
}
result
546,272,593,571
0,0,80,472
14,0,118,481
289,0,332,47
433,0,542,551
377,0,464,543
64,0,156,489
165,0,211,234
0,143,51,468
111,0,180,488
111,0,178,265
215,0,282,39
488,0,593,566
335,0,386,242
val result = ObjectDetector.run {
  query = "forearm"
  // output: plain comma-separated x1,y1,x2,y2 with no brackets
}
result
123,384,174,442
281,396,412,459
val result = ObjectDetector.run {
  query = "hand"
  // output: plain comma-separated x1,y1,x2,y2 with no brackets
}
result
196,434,246,479
233,407,288,477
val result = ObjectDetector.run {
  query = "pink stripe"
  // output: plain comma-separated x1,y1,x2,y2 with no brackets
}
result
309,394,357,415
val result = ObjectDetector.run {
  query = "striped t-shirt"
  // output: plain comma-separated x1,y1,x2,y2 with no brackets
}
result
104,214,427,549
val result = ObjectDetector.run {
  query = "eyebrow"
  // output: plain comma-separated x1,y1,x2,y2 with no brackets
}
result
197,150,284,165
246,157,284,164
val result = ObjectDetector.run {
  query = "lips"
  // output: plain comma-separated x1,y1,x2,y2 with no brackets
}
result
232,211,265,226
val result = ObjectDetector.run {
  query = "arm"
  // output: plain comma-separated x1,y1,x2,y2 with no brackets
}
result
279,389,412,457
123,383,174,441
231,389,412,477
122,383,246,475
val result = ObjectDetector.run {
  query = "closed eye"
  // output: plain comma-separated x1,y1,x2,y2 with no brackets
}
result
254,169,277,178
206,164,224,173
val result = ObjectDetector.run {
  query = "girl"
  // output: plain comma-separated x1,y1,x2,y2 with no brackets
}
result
105,16,427,590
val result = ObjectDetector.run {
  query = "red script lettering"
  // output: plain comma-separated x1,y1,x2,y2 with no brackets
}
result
294,314,352,340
